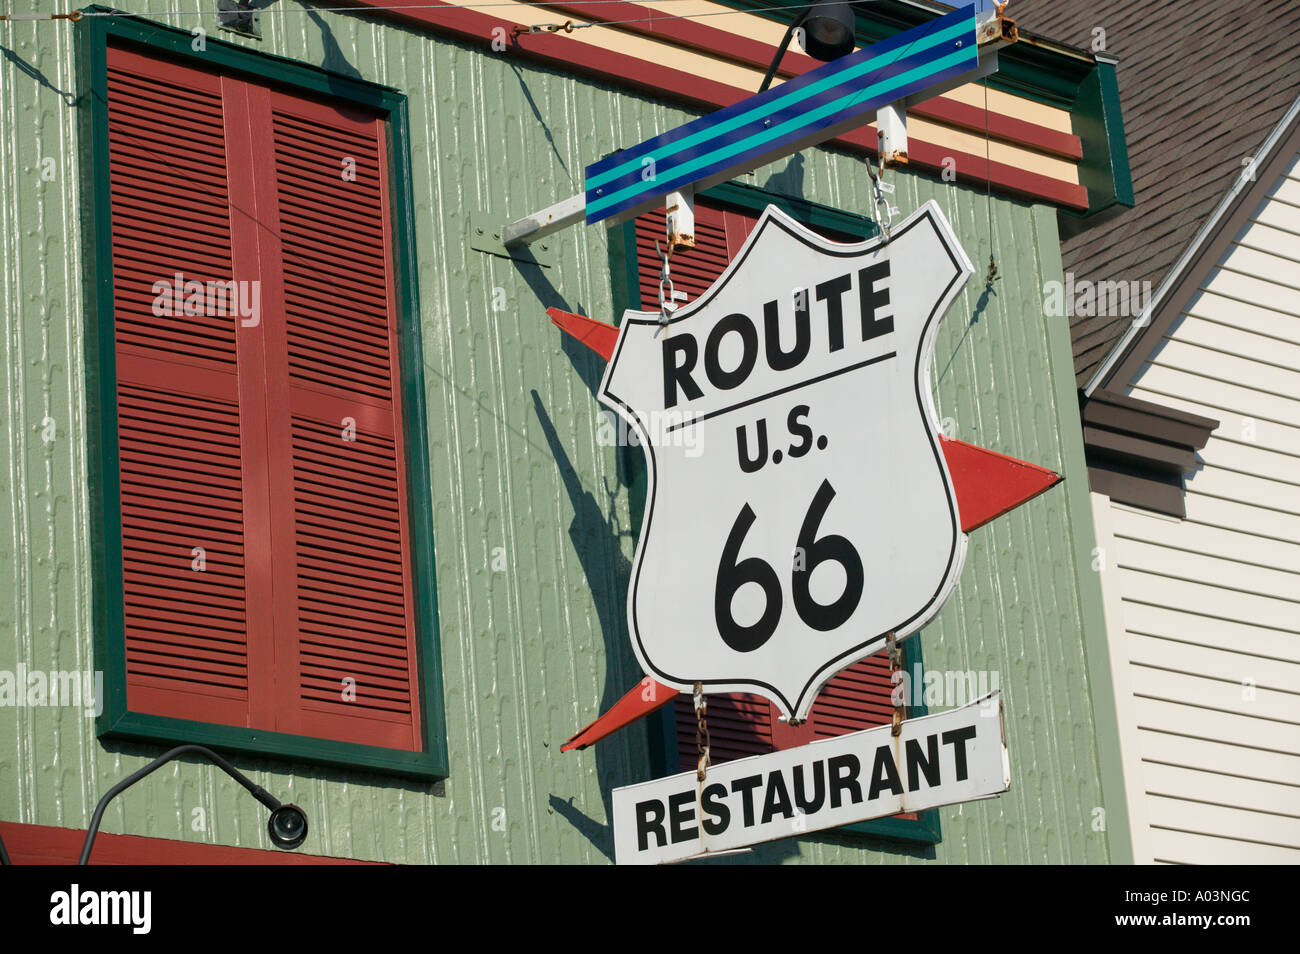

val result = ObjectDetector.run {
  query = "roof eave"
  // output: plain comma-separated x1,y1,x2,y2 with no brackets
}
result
1083,90,1300,396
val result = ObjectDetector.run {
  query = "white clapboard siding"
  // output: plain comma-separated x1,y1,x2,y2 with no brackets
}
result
1094,147,1300,864
1147,338,1299,395
1127,634,1300,692
1123,601,1300,663
1136,364,1300,426
1146,796,1300,847
1269,169,1300,206
1118,568,1298,631
1150,828,1300,865
1115,539,1300,602
1181,491,1300,545
1219,246,1300,291
1132,697,1300,755
1253,197,1300,237
1144,763,1300,817
1184,288,1300,344
1129,665,1298,725
1176,467,1297,516
1112,504,1300,570
1128,386,1300,459
1137,729,1300,783
1235,221,1300,268
1247,160,1300,235
1201,436,1300,485
1162,314,1300,371
1201,266,1300,316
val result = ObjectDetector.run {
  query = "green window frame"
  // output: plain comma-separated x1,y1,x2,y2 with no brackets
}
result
609,179,941,846
77,9,448,780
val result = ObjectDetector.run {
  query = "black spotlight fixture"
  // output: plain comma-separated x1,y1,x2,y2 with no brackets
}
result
799,0,857,62
758,1,858,93
268,803,309,850
78,744,308,864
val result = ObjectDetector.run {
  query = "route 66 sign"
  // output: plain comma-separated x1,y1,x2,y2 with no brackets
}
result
598,200,974,720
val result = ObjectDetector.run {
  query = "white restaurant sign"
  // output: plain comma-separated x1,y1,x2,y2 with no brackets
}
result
614,692,1009,864
599,200,973,720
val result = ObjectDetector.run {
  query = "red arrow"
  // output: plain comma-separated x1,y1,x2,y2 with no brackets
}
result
548,307,618,362
548,307,1060,751
938,436,1061,531
561,678,678,752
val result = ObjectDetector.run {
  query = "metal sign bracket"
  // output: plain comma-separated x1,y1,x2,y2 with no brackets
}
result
665,188,695,253
877,102,908,168
470,212,557,268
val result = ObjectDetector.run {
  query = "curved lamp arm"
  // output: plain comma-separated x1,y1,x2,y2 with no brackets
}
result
758,7,812,93
79,744,293,865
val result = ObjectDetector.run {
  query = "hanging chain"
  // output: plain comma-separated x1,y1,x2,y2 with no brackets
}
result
887,632,904,737
693,681,710,782
655,239,676,325
865,154,897,243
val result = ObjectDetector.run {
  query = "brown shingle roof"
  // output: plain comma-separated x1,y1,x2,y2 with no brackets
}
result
1013,0,1300,386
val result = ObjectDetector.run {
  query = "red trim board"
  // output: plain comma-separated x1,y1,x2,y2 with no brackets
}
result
0,821,381,865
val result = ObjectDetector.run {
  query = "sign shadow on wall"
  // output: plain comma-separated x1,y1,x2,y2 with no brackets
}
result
530,390,641,861
533,390,806,865
937,276,997,389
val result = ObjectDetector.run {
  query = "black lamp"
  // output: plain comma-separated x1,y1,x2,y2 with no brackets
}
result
799,0,857,61
78,744,308,863
758,1,859,93
268,803,309,849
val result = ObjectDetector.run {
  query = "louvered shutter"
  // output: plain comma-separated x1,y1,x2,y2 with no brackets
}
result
105,46,422,751
255,89,422,749
674,692,774,768
631,202,903,771
806,654,896,739
108,47,268,728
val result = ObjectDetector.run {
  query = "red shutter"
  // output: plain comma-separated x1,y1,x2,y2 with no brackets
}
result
254,89,422,749
674,693,774,768
108,48,262,728
105,46,421,750
631,203,903,772
807,654,896,738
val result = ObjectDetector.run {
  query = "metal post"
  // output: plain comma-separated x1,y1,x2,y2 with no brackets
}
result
877,103,908,167
665,188,695,253
502,192,585,248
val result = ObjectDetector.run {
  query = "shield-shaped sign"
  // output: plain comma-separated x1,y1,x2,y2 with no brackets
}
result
599,200,973,720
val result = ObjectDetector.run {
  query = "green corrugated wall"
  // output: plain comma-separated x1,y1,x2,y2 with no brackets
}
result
0,1,1124,863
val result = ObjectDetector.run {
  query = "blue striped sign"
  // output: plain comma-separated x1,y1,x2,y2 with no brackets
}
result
584,4,979,225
